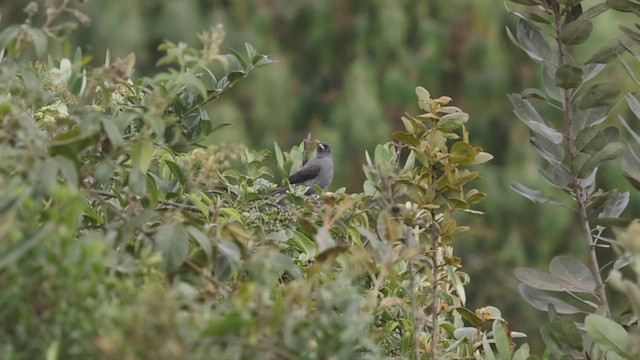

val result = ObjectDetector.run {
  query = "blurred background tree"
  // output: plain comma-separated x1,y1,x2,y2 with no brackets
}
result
3,0,639,352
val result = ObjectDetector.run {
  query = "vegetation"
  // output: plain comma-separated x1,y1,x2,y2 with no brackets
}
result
2,0,640,359
507,0,640,358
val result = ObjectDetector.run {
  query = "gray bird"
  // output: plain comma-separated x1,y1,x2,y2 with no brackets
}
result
274,142,334,195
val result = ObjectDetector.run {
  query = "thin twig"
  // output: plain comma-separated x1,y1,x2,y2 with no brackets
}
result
88,188,208,213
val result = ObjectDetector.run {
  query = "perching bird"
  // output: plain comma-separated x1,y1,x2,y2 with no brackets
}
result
273,142,334,195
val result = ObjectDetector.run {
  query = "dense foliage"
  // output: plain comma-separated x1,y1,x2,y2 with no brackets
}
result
6,0,640,347
4,0,640,359
0,2,535,359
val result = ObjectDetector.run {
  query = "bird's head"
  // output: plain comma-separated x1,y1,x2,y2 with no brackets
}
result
316,142,332,157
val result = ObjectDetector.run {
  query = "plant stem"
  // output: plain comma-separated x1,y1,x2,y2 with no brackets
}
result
431,236,441,360
575,187,610,316
408,257,420,360
551,0,610,317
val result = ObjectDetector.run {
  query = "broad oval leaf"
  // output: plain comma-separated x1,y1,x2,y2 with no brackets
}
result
508,94,563,143
577,82,620,109
516,18,552,63
515,267,576,291
187,226,213,262
585,314,633,359
549,316,583,351
155,224,190,272
598,190,630,219
518,284,583,314
531,134,564,165
392,131,420,147
549,256,596,292
560,20,593,45
438,112,469,132
555,64,583,89
449,141,476,164
290,230,316,257
578,142,625,178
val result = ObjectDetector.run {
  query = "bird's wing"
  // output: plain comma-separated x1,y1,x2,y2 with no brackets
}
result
288,162,321,184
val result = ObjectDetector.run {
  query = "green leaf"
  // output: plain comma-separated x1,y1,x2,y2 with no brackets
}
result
585,314,633,359
131,138,154,173
392,131,420,147
225,47,247,69
606,0,640,12
187,226,213,262
511,183,562,205
515,18,551,63
437,112,469,132
577,82,620,109
512,344,532,360
274,142,284,172
574,126,600,153
550,317,583,350
598,190,629,219
625,94,640,124
517,284,583,314
482,334,497,360
577,142,625,178
216,237,241,267
555,64,583,89
146,114,166,139
514,267,578,292
220,207,243,222
165,160,186,185
587,35,635,64
101,118,124,147
290,230,316,257
455,307,484,327
508,94,563,143
549,256,596,292
526,12,551,24
620,141,640,191
560,20,593,45
155,224,190,272
531,134,564,165
493,320,512,359
449,141,476,164
521,88,547,100
619,24,640,43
